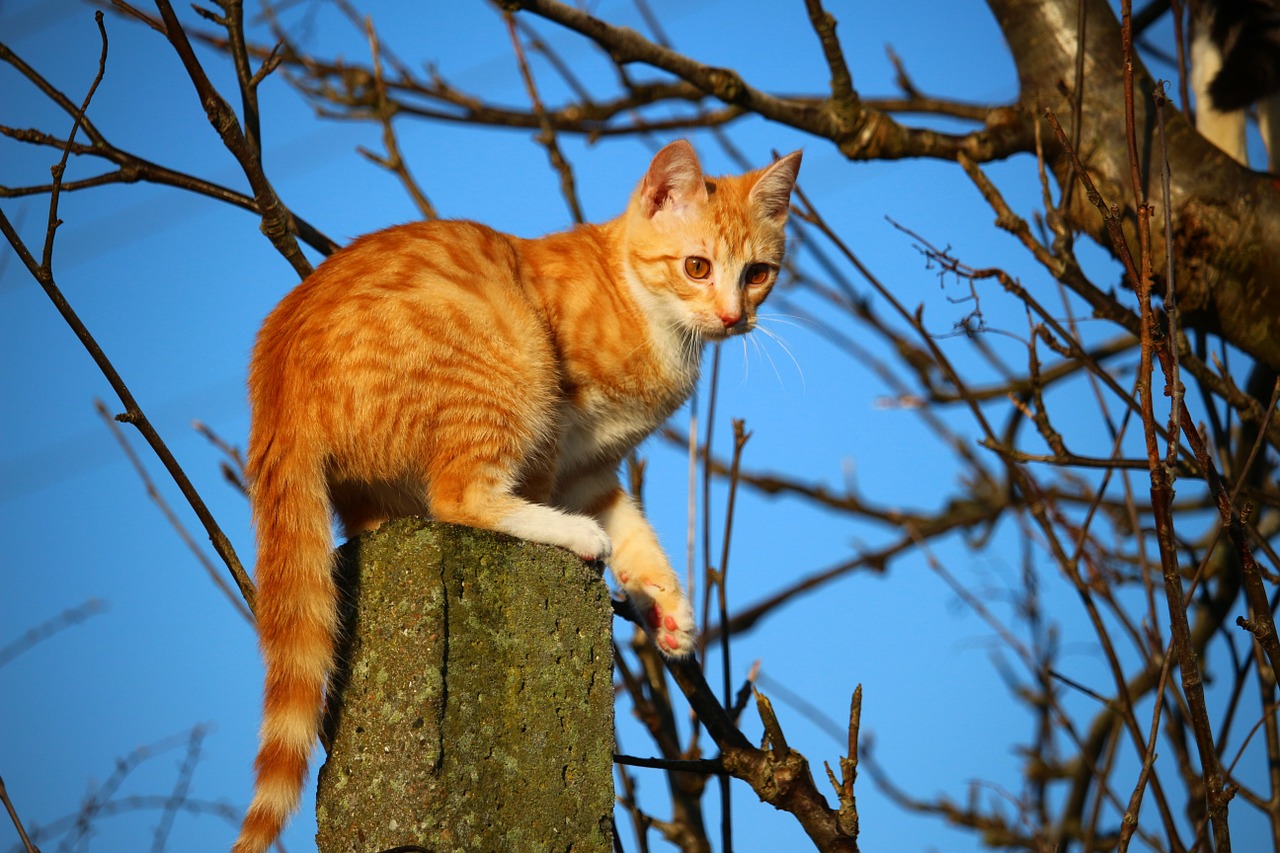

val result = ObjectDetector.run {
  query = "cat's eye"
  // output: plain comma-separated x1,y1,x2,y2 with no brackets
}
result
745,264,773,286
684,257,712,280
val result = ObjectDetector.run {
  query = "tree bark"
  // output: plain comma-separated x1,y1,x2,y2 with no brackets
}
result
315,518,615,853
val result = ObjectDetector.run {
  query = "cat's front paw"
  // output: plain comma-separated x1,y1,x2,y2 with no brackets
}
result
624,581,696,657
569,518,613,563
646,598,697,657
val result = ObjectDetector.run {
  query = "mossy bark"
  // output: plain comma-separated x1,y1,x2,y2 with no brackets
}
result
315,518,615,853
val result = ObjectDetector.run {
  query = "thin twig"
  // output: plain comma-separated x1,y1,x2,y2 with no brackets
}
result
714,418,749,852
150,0,314,278
0,599,108,669
150,724,207,853
96,400,254,625
358,14,437,219
0,775,39,853
503,10,584,223
1122,4,1231,846
614,754,726,774
57,728,205,852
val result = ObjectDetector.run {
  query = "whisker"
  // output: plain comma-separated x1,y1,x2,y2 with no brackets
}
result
754,322,805,391
757,312,812,331
752,328,786,387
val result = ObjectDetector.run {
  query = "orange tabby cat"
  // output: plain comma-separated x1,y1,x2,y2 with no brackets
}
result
232,140,800,853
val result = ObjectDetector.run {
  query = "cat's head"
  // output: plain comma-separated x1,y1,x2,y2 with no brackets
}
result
622,140,801,342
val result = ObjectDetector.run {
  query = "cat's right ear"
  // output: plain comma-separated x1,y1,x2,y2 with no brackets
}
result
640,140,707,219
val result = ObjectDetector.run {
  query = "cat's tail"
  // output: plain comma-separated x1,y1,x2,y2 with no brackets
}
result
232,440,336,853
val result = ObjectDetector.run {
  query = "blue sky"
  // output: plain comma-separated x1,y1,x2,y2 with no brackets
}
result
2,2,1274,852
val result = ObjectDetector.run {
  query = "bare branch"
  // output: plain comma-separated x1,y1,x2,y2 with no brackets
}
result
96,400,254,625
150,0,314,277
0,599,108,669
0,16,256,614
0,775,40,853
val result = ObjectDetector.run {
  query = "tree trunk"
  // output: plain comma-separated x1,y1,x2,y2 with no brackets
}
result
315,518,616,853
989,0,1280,372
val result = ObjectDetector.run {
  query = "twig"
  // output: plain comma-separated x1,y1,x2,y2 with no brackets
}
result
1118,633,1178,851
713,418,749,851
1177,379,1280,681
702,504,999,644
1122,4,1232,846
96,401,254,625
803,0,856,115
699,344,722,668
822,686,860,840
685,401,698,631
192,420,248,496
57,728,204,852
1041,108,1140,287
614,754,726,774
503,10,583,223
613,732,653,853
0,775,40,853
19,793,243,849
357,15,436,219
0,599,108,669
1,13,334,254
149,0,314,278
957,143,1280,450
656,646,859,850
150,725,207,853
612,634,712,846
806,134,1194,847
0,221,258,604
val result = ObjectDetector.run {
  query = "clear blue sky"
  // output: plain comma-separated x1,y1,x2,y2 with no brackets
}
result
2,2,1272,852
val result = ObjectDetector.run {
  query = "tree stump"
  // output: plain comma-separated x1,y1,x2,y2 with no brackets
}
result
315,518,615,852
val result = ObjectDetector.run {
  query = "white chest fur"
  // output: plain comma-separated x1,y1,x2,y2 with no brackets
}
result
556,343,701,479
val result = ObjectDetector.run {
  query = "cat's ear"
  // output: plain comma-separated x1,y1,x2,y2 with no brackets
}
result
750,150,802,223
640,140,707,218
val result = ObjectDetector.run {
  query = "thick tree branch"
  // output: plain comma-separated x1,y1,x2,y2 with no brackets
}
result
505,0,1034,162
988,0,1280,372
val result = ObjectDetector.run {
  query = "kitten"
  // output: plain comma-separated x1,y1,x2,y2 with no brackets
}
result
232,140,801,853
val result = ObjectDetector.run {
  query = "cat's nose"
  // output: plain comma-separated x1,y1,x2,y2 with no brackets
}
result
719,311,742,328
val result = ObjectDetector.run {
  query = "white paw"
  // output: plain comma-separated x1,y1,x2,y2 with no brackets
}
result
498,505,612,561
563,516,612,562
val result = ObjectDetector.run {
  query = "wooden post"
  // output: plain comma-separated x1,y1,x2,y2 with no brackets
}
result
315,518,615,852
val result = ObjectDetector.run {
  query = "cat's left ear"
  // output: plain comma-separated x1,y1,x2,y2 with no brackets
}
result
750,150,802,223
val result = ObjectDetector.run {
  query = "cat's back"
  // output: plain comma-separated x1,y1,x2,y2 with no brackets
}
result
250,219,554,417
254,219,538,367
272,219,521,318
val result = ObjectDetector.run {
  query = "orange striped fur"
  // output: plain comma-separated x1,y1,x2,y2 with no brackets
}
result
232,141,800,852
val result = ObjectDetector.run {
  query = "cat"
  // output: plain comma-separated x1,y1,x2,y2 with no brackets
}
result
231,139,801,853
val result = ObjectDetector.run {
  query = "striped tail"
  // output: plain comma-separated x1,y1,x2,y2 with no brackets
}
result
232,447,336,853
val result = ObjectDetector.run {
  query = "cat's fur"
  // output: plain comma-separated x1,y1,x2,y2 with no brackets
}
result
232,140,800,853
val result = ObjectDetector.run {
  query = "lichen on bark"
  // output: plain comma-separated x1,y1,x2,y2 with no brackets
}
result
316,517,615,852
